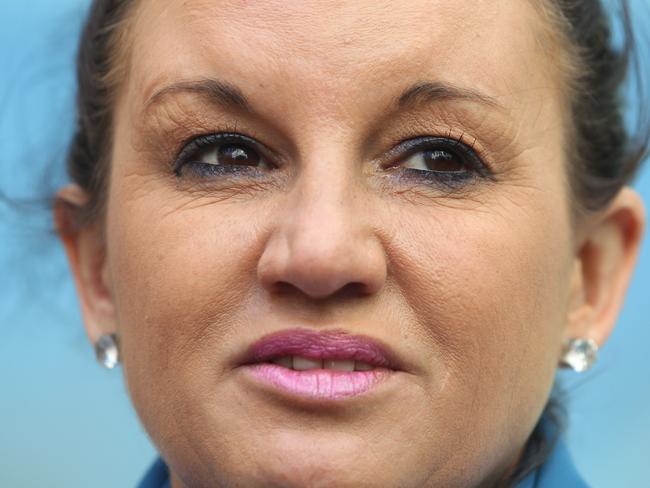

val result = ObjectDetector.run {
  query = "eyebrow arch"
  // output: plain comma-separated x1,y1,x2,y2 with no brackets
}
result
397,81,504,111
143,78,502,117
143,78,252,113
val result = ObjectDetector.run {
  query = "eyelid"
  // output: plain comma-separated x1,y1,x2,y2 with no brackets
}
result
383,134,493,177
173,132,272,174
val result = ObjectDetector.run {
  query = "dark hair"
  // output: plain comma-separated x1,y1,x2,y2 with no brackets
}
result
66,0,134,225
550,0,649,214
66,0,648,484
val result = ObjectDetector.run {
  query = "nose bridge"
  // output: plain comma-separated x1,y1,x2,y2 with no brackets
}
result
293,161,355,245
257,151,387,300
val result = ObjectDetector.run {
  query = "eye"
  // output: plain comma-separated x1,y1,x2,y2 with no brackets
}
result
402,148,466,173
173,133,272,178
389,136,490,185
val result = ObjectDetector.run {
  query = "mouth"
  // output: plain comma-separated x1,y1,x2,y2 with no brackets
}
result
237,328,402,401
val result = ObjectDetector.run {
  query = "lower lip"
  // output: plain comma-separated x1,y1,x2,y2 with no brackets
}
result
243,363,392,400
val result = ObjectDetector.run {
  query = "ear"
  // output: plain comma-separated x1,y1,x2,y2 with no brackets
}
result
566,187,646,348
54,184,117,344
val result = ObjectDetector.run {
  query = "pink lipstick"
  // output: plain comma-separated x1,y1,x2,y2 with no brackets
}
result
238,329,399,401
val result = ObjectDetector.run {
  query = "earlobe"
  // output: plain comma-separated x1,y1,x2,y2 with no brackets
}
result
565,187,646,350
54,184,117,345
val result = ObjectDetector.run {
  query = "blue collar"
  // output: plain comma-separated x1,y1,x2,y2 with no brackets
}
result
137,435,588,488
138,457,170,488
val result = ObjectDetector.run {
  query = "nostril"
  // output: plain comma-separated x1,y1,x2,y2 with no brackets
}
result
339,281,371,297
269,280,372,300
272,281,297,295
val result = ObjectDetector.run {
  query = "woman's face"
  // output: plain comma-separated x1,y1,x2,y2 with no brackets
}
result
103,0,577,486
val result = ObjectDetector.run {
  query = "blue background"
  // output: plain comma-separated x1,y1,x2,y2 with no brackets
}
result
1,1,648,486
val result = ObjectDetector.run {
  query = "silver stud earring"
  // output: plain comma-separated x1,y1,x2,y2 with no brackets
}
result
559,338,599,372
94,333,120,369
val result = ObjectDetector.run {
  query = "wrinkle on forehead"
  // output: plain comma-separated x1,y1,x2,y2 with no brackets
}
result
126,0,553,98
114,0,570,170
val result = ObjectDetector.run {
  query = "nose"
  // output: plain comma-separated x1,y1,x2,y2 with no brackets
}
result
257,167,388,300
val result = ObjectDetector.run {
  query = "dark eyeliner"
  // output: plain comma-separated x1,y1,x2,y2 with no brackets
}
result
389,136,492,187
173,132,264,178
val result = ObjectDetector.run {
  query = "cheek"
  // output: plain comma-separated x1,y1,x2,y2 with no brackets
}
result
107,197,256,359
392,194,572,442
104,178,259,410
105,193,280,475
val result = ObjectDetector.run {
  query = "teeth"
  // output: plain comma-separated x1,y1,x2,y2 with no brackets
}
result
354,361,374,371
292,356,324,371
269,356,375,371
272,356,293,368
323,359,355,371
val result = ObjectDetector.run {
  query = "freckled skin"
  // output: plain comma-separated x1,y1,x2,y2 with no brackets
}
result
85,1,608,487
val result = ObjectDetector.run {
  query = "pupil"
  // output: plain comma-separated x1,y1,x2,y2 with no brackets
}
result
219,144,259,166
424,150,464,172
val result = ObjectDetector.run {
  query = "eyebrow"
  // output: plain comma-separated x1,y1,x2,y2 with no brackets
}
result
143,79,252,113
397,81,504,112
143,78,503,115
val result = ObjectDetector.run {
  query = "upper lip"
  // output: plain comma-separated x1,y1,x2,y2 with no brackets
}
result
238,328,403,370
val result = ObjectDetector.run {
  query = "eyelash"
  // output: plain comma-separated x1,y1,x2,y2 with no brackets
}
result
172,131,492,187
383,132,492,187
172,132,270,178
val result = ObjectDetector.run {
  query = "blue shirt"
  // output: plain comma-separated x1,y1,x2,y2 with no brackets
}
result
137,435,588,488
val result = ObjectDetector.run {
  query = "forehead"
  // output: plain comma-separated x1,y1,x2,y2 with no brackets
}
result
125,0,557,116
